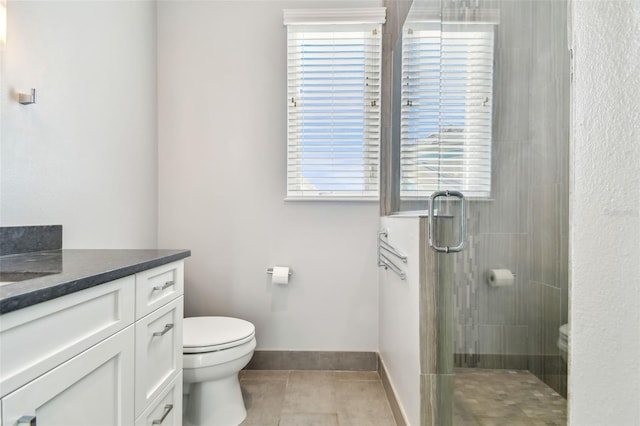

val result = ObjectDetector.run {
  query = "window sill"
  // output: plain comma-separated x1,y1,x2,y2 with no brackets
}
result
284,196,379,202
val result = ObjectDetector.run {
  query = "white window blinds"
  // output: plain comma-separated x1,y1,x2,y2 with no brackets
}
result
285,9,385,200
401,22,495,199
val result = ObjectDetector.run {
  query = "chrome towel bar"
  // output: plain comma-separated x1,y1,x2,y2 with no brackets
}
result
379,238,408,263
377,230,407,280
379,252,407,280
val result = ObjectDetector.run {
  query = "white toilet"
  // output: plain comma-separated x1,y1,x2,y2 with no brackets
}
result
183,316,256,426
557,323,568,363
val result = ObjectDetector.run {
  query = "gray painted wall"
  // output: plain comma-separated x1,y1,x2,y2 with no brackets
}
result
157,0,382,351
0,1,158,249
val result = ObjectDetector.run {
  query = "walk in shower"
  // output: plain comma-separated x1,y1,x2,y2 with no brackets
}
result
379,0,570,424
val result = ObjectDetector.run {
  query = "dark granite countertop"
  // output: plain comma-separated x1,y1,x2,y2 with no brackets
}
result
0,249,190,314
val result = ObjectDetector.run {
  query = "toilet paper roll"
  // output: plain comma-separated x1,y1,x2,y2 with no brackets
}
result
487,269,515,287
271,266,290,285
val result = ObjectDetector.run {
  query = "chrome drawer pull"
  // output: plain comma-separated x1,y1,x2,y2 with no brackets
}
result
153,280,175,291
152,404,173,425
153,323,174,337
18,416,36,426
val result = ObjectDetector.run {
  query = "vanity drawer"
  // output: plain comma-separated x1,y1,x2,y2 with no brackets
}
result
135,371,182,426
0,276,135,397
135,261,184,319
135,296,183,417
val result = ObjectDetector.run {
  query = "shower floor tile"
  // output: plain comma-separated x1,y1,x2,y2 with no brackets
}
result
239,370,396,426
453,368,567,426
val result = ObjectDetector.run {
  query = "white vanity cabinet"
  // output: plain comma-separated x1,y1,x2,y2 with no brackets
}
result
0,260,185,426
2,326,135,426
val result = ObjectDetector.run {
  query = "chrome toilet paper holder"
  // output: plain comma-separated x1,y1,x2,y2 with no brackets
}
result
267,267,293,276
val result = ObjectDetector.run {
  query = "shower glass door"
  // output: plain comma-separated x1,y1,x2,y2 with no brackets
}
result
442,0,570,424
392,0,570,423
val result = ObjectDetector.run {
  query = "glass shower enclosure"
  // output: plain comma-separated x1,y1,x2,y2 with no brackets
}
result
380,0,570,424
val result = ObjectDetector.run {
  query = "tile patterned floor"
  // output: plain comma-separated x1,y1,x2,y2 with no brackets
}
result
239,368,566,426
239,370,396,426
453,369,567,426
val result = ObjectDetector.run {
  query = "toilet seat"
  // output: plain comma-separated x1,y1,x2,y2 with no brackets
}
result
184,316,255,354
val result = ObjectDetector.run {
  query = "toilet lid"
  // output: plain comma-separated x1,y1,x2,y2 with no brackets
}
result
183,316,255,353
559,323,568,337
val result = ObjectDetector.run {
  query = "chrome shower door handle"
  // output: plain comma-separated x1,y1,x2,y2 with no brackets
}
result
428,190,466,253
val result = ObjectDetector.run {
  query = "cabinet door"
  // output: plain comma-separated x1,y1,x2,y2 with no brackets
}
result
135,297,183,417
1,326,135,426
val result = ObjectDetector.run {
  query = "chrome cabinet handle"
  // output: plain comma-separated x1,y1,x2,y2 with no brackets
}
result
153,280,174,291
428,190,466,253
151,404,173,425
152,323,174,337
17,416,36,426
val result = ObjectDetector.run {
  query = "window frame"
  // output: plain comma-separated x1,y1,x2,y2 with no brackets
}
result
284,8,386,201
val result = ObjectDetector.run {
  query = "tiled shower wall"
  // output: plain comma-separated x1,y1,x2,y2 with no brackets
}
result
527,0,570,397
450,0,570,397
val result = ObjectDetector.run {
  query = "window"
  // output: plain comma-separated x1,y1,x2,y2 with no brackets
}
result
401,22,495,199
284,8,385,200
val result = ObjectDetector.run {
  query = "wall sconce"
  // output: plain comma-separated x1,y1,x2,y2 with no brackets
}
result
0,0,6,48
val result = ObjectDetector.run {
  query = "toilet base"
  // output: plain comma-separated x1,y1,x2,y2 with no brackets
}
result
559,347,568,364
183,373,247,426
